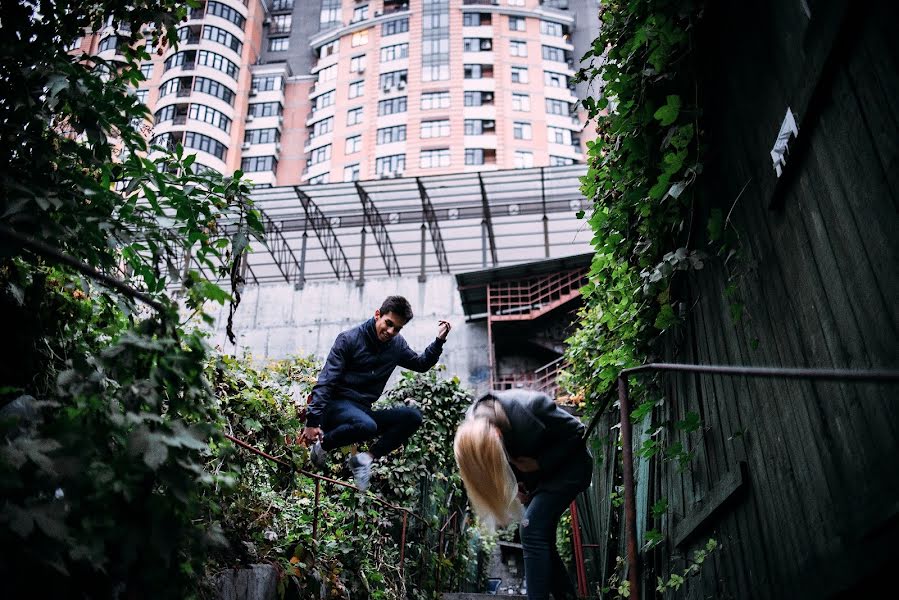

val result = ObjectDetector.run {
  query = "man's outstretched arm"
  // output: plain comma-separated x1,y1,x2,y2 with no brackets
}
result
396,320,452,372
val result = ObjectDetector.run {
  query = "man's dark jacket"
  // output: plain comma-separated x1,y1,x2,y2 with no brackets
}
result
469,390,592,494
306,318,445,428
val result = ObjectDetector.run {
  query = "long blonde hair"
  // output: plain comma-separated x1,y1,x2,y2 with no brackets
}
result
453,417,523,529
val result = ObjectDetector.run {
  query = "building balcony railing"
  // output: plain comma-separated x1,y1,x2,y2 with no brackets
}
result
464,0,499,5
270,0,294,13
269,26,291,36
172,115,187,125
176,88,192,97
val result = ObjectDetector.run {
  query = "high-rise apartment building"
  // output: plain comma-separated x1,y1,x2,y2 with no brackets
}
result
75,0,598,187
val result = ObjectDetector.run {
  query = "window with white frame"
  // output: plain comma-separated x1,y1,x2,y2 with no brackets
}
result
252,74,283,91
464,91,494,106
420,148,450,168
421,119,450,138
140,63,153,79
464,64,493,79
345,135,362,154
541,45,568,62
317,64,337,83
465,148,484,165
375,153,405,175
463,37,492,52
546,98,571,115
544,71,567,88
382,18,409,36
378,96,407,116
308,172,330,184
514,150,533,169
245,128,280,144
344,163,360,182
540,20,564,36
311,117,333,138
511,93,530,111
380,43,409,62
315,91,335,110
347,106,363,125
511,66,529,84
352,5,369,22
351,30,369,47
241,155,277,172
310,144,331,164
268,37,289,52
65,37,83,52
377,124,407,144
464,119,495,135
421,91,450,110
508,16,526,31
135,89,149,104
348,80,364,98
270,14,292,35
320,40,338,58
513,121,532,140
548,126,571,144
463,13,490,26
379,70,408,89
508,0,525,6
550,155,575,166
350,54,366,73
510,40,528,57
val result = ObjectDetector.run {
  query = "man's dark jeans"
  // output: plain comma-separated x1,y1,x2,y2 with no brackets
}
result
321,399,422,458
520,484,585,600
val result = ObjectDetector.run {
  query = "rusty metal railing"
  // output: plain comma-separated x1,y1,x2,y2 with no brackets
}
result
574,363,899,600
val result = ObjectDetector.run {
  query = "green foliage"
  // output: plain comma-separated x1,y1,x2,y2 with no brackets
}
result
205,359,476,599
0,1,261,596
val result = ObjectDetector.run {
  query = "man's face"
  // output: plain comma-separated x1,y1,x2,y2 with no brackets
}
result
373,310,407,342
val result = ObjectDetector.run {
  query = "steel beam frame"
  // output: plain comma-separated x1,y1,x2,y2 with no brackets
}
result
415,177,450,274
293,186,353,281
355,182,402,277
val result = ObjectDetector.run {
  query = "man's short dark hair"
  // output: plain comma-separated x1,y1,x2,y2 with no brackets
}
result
379,295,414,322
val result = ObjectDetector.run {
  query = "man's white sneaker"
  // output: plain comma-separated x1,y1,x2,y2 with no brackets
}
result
310,440,328,469
348,453,373,491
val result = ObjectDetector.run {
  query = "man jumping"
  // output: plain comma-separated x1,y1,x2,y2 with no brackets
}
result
301,295,452,490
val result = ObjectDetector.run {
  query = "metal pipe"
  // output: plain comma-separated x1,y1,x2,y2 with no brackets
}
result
621,362,899,382
297,229,308,290
399,511,408,576
570,500,588,597
618,376,639,600
312,477,321,543
418,222,427,282
356,226,366,287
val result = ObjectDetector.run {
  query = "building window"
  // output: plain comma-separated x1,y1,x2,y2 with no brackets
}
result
550,155,575,166
268,37,289,52
464,64,493,79
464,148,484,165
548,126,571,145
508,16,526,31
241,155,278,172
377,124,407,144
348,80,364,99
514,150,534,169
541,45,569,63
308,173,330,185
508,0,525,6
194,76,236,105
463,13,490,26
310,117,333,138
320,0,340,28
380,43,409,62
317,64,337,83
511,66,529,83
193,50,239,79
315,90,335,110
510,40,528,57
65,37,83,52
351,30,369,47
347,107,363,125
380,70,408,90
464,91,494,107
139,63,153,79
350,54,366,73
319,40,339,58
464,119,495,135
421,119,450,138
135,89,148,104
344,163,360,182
252,75,283,91
352,5,369,23
208,1,247,29
540,20,565,37
184,131,227,161
310,144,331,164
511,93,530,111
98,36,120,52
546,98,571,115
345,135,362,154
463,37,492,52
422,63,450,81
544,71,567,88
248,101,283,117
245,128,280,144
382,18,409,36
203,25,243,54
270,14,292,35
420,148,450,169
270,0,294,12
375,153,405,175
513,121,532,140
378,96,407,116
421,91,450,109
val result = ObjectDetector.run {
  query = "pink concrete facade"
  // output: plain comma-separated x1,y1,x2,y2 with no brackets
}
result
77,0,594,187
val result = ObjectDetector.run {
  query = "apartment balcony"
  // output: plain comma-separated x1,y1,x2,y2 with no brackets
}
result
270,0,293,13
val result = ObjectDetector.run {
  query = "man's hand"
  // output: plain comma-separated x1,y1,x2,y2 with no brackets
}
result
509,456,539,473
301,427,322,445
437,319,452,341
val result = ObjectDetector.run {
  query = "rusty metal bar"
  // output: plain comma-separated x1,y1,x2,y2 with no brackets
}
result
618,376,639,600
569,500,588,598
399,511,408,576
357,226,366,287
312,477,321,543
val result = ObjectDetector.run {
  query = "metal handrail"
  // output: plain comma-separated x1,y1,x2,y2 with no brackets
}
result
576,362,899,600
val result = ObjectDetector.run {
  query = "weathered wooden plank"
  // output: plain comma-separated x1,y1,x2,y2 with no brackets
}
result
674,462,748,548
